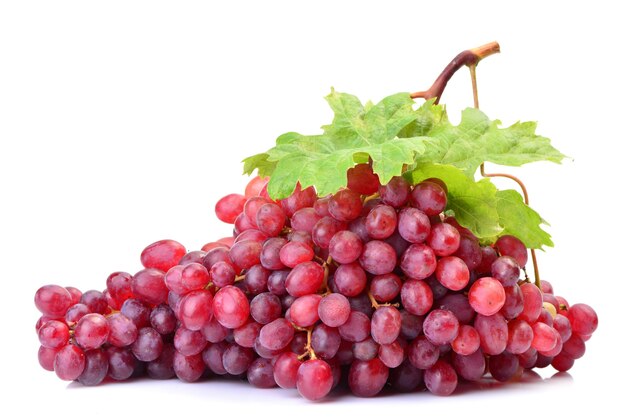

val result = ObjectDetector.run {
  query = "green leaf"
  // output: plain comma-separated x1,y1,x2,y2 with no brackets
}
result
407,164,502,239
495,189,553,249
415,108,567,177
248,90,432,199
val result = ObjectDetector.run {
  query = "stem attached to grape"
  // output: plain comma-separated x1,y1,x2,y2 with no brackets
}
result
295,326,317,360
410,41,500,103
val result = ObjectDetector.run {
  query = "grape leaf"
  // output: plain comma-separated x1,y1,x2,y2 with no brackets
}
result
406,164,502,239
243,90,430,199
495,189,553,249
414,107,566,177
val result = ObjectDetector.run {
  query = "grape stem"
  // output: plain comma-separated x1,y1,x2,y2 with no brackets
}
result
367,290,400,310
295,326,317,360
410,41,500,103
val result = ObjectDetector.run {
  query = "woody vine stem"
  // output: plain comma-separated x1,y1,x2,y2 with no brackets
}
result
410,41,542,288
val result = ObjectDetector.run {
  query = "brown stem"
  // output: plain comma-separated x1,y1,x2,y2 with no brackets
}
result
410,41,500,103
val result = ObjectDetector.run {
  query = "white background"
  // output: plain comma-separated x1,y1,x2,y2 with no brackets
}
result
0,1,623,415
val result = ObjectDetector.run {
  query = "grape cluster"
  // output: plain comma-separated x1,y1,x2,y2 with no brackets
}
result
34,164,598,400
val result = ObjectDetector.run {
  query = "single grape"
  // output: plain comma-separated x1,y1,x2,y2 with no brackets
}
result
150,304,177,335
400,243,437,279
468,277,505,316
474,313,508,355
65,303,90,326
519,283,543,323
424,362,458,398
348,358,389,397
34,285,72,318
179,289,214,331
333,262,367,297
173,351,205,382
244,264,271,296
75,313,110,350
338,311,371,343
411,181,447,216
423,309,459,346
202,342,228,375
213,285,249,329
451,325,480,355
436,293,475,324
120,298,150,329
38,320,70,349
229,240,262,270
107,346,136,381
453,349,486,381
289,294,322,327
436,256,470,291
501,284,525,320
107,313,138,347
311,324,342,359
54,345,86,381
491,256,520,287
250,292,282,325
553,314,572,342
568,303,598,336
453,234,482,271
260,237,287,271
215,193,247,224
140,239,186,272
312,216,347,249
329,189,362,222
318,293,351,327
400,310,424,340
222,344,254,376
531,322,559,353
291,207,322,233
365,204,397,240
378,340,405,368
259,318,295,351
247,357,276,388
273,352,302,389
389,359,424,392
379,176,411,208
476,245,498,274
369,273,402,303
329,230,363,264
106,272,133,309
245,176,269,198
489,351,520,382
296,359,333,401
131,268,168,305
38,345,59,371
132,327,163,361
371,306,402,345
506,319,533,354
427,223,461,257
494,235,528,267
401,279,433,316
407,336,439,370
285,261,324,297
147,343,176,380
233,320,262,348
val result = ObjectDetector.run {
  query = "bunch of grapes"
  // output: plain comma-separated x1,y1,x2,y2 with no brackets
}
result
34,164,598,400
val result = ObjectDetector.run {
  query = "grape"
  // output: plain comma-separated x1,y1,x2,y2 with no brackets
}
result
148,344,176,380
312,216,347,249
132,268,168,305
427,222,461,257
244,264,271,295
245,176,268,198
120,298,150,328
285,261,324,297
289,294,322,327
106,271,133,308
213,285,250,329
243,196,270,227
250,292,282,325
474,313,508,355
38,320,70,349
369,273,402,303
215,193,247,224
107,313,138,347
494,235,528,267
203,246,232,269
543,332,563,357
180,263,211,292
436,294,475,324
553,314,572,342
506,319,533,354
267,269,289,296
247,358,277,388
453,235,482,271
229,240,262,270
379,176,410,208
423,309,459,346
280,184,316,217
568,303,598,336
348,217,371,243
476,245,498,274
347,163,380,195
35,285,72,318
400,311,424,340
407,336,439,369
260,237,287,271
313,196,331,217
389,360,424,392
396,207,430,244
274,352,302,389
38,346,59,371
54,345,86,381
378,340,405,368
358,240,397,275
353,337,379,361
65,286,82,305
436,256,470,290
311,324,342,359
453,349,486,381
451,325,480,355
333,262,367,297
491,256,520,287
400,243,437,279
65,304,90,326
552,353,575,372
74,348,108,386
173,351,205,382
202,342,228,375
80,290,108,314
174,327,207,356
75,313,110,350
132,327,164,361
348,294,374,317
318,293,351,327
222,344,254,375
329,230,363,264
259,318,295,351
411,181,447,216
489,351,519,382
401,279,433,316
140,239,186,271
278,241,314,268
371,306,402,345
531,322,559,353
329,189,362,222
107,346,136,381
291,207,322,233
519,283,543,323
468,277,505,316
336,339,355,365
150,304,177,335
562,333,586,359
424,360,457,396
233,321,262,348
517,348,538,369
179,250,207,266
349,358,389,397
365,204,397,239
179,289,214,331
339,311,371,343
296,359,333,401
501,284,525,320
